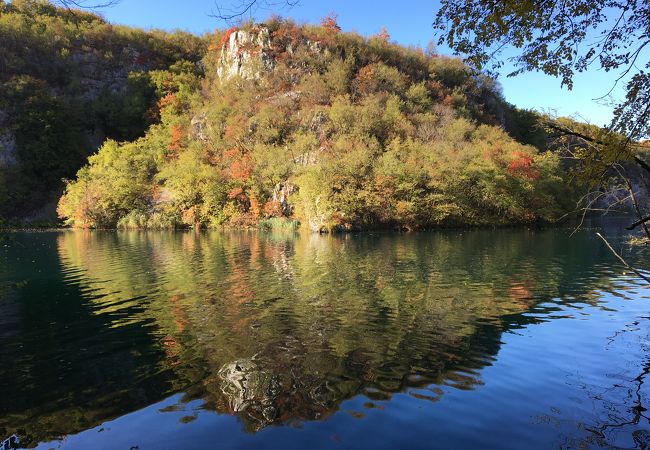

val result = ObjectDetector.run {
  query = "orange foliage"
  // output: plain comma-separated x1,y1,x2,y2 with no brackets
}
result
272,24,301,54
168,124,184,157
181,205,197,225
158,92,178,111
507,151,540,180
249,192,261,218
263,198,283,217
441,94,456,107
228,186,244,199
229,154,253,181
354,65,376,95
224,146,241,160
223,115,247,142
223,146,254,181
320,13,341,33
375,27,390,44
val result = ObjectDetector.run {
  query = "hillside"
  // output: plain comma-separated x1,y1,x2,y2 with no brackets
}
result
0,0,205,219
3,5,576,231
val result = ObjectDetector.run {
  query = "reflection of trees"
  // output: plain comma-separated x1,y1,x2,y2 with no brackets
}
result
0,228,623,444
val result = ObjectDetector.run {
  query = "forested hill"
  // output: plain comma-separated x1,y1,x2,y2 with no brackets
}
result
3,3,576,230
0,0,205,219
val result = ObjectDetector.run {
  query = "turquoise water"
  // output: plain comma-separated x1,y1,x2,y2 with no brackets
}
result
1,222,649,449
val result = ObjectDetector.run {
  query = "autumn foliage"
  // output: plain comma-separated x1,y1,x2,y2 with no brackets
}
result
507,151,540,180
57,16,574,231
375,27,390,44
320,13,341,33
219,27,238,48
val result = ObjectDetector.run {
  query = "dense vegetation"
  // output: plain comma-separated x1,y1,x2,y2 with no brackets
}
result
434,0,650,242
0,3,576,230
0,0,205,217
53,15,575,231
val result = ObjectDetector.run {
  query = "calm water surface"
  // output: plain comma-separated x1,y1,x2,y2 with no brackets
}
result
1,222,649,449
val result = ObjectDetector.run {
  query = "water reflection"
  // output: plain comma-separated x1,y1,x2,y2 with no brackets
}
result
0,226,647,448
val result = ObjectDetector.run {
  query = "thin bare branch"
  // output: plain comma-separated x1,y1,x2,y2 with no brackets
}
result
210,0,299,22
54,0,120,9
596,232,650,283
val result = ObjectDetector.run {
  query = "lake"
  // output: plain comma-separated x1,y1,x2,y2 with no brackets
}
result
1,222,649,449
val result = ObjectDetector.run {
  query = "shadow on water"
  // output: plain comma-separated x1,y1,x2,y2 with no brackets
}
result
0,221,648,448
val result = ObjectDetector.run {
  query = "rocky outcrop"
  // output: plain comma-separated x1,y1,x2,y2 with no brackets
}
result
190,113,210,142
0,133,17,168
217,27,275,80
215,27,330,82
0,110,16,169
271,182,294,216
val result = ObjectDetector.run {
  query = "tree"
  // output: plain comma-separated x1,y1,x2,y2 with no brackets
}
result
434,0,648,141
434,0,650,242
320,13,341,33
375,26,390,44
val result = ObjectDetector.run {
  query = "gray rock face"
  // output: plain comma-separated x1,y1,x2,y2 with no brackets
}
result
0,110,17,168
218,358,278,415
190,113,210,142
217,27,275,80
0,133,17,168
272,182,295,216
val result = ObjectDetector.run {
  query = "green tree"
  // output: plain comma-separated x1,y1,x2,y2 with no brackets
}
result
434,0,650,235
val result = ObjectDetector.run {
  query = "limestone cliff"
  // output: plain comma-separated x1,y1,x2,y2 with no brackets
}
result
217,27,275,80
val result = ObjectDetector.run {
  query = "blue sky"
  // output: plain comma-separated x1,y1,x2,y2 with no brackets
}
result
100,0,621,127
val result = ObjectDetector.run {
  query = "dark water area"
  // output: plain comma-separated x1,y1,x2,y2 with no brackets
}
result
0,220,649,449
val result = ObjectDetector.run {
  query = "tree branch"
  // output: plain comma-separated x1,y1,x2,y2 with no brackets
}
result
627,215,650,231
634,156,650,175
54,0,121,9
211,0,299,22
596,232,650,283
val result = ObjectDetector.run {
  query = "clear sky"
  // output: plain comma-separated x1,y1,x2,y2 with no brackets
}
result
99,0,622,127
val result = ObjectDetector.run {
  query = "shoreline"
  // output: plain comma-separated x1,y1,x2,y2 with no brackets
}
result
0,216,636,234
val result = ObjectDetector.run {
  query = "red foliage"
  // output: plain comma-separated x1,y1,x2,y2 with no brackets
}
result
427,80,445,100
320,13,341,33
219,27,237,49
507,151,540,180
